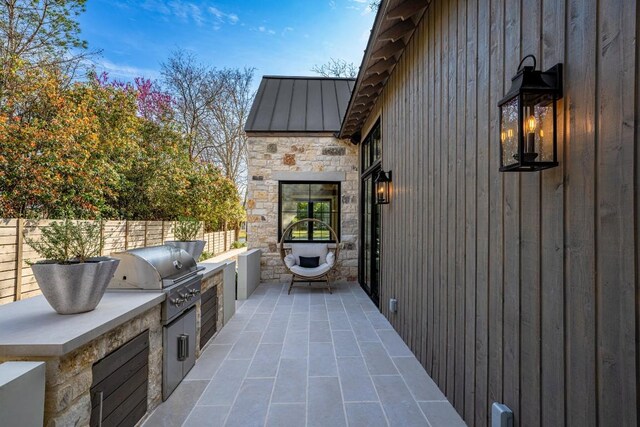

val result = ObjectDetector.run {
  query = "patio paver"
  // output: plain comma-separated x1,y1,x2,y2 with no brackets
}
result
143,282,466,427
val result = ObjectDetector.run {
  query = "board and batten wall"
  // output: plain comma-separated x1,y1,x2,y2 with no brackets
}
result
361,0,639,426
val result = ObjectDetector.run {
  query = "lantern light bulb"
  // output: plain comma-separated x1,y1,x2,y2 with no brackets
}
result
526,115,537,133
501,131,507,142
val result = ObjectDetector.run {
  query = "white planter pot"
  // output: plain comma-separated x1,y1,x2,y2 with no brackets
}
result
30,257,119,315
164,240,206,261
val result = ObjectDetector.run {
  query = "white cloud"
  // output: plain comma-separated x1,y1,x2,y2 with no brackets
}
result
139,1,238,27
96,59,160,80
188,3,204,26
207,6,240,25
346,0,373,15
141,0,205,24
208,6,224,19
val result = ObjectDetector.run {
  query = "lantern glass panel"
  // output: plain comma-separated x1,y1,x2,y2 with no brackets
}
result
376,181,388,204
522,93,555,164
500,97,519,168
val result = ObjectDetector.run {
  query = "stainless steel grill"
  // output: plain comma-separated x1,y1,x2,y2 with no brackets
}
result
109,245,201,290
108,245,204,400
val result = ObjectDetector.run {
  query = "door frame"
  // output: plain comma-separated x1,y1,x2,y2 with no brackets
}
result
359,163,382,306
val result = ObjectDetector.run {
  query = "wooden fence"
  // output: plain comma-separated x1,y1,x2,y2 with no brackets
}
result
0,219,236,305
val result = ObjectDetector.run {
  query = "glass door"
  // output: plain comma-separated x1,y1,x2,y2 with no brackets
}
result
360,171,381,305
360,120,382,306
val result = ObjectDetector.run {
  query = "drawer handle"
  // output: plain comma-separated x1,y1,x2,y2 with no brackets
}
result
178,334,189,361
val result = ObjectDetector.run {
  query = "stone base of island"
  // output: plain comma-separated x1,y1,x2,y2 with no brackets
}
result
0,262,231,427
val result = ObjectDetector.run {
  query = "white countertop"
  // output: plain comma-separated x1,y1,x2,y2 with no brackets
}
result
199,261,227,280
0,291,165,357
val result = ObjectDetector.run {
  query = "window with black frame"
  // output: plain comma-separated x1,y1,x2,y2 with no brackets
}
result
279,182,340,242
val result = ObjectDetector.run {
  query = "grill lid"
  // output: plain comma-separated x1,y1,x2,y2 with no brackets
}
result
109,245,200,290
121,245,197,279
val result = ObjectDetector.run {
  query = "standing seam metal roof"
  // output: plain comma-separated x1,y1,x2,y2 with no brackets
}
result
245,76,356,133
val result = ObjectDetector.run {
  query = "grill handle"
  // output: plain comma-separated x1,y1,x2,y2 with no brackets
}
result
178,334,189,361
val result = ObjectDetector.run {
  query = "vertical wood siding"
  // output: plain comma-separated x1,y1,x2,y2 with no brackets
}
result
366,0,640,425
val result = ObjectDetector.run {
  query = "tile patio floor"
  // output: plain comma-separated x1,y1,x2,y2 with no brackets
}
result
143,282,467,427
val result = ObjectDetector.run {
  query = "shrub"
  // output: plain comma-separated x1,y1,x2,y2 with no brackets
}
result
173,218,201,241
199,251,214,262
231,240,247,249
25,218,103,264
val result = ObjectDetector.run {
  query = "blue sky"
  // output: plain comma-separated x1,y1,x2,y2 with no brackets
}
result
78,0,376,87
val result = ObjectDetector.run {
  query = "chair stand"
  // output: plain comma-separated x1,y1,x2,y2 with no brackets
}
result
288,275,332,295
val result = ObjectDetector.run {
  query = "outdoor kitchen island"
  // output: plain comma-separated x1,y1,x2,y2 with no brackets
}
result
0,262,227,427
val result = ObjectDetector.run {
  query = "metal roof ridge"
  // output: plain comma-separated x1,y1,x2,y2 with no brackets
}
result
261,75,356,81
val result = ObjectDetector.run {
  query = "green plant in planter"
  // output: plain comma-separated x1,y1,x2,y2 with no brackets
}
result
26,218,103,264
173,218,201,241
24,218,119,315
166,218,206,261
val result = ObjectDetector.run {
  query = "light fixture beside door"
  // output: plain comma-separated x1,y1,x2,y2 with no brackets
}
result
375,170,392,204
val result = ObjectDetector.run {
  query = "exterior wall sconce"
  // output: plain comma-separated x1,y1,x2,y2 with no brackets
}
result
375,170,392,204
498,55,563,172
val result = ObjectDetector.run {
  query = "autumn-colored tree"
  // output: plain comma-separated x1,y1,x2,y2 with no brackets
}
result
0,68,245,227
0,1,245,228
0,67,138,217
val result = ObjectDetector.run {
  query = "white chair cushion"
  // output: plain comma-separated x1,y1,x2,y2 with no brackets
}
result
291,243,329,265
290,263,332,278
284,254,297,268
326,252,335,267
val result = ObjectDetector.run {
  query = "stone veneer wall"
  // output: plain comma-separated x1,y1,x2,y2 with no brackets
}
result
246,135,359,283
0,306,163,427
196,269,224,357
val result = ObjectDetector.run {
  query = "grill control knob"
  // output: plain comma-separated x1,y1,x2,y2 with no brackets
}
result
171,297,185,306
189,289,200,296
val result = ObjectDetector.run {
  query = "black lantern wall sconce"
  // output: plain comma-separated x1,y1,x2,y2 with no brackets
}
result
498,55,563,172
375,170,392,205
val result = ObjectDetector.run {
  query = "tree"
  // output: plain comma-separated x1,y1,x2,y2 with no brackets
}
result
0,68,246,227
161,51,224,161
311,58,358,78
0,0,93,99
0,68,139,218
161,52,254,201
201,67,254,200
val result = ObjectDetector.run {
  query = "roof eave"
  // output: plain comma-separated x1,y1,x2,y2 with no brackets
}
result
339,0,431,141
